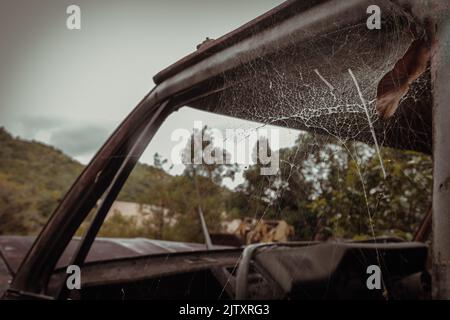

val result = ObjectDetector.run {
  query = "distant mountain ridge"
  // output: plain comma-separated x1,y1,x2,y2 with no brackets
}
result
0,127,170,234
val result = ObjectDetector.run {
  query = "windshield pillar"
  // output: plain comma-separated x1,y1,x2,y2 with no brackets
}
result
432,5,450,300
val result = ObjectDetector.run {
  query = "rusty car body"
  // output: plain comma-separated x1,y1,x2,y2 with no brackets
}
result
1,0,449,299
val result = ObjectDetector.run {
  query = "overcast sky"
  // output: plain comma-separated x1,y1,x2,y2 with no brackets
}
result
0,0,302,186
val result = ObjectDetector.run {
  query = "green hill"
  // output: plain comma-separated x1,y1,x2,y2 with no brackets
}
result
0,127,170,235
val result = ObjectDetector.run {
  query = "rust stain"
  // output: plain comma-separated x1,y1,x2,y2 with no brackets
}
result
376,37,432,119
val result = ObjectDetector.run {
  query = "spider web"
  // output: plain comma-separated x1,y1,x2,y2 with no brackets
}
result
199,4,433,299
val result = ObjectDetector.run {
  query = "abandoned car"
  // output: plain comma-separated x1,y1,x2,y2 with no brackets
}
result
1,0,449,300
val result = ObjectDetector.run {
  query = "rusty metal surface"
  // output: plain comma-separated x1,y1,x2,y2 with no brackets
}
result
153,0,327,84
432,1,450,299
153,0,435,88
48,249,242,291
0,236,231,275
151,0,385,108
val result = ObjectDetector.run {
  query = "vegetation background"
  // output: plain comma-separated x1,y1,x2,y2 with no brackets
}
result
0,126,432,242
